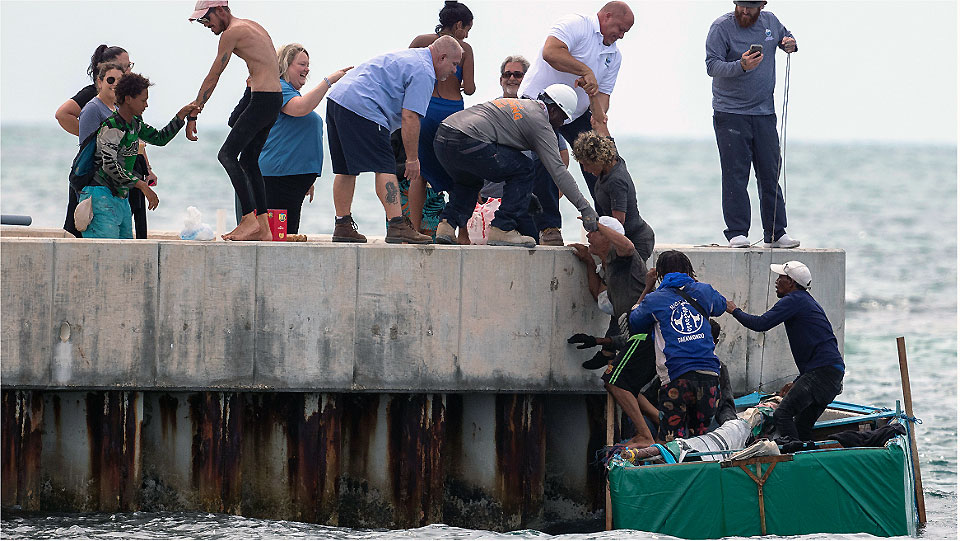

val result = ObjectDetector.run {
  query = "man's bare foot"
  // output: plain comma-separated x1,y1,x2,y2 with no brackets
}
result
457,228,470,245
223,213,271,241
624,434,656,449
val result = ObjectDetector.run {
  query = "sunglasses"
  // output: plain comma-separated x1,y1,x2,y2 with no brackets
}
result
195,8,213,25
124,62,134,71
501,71,524,79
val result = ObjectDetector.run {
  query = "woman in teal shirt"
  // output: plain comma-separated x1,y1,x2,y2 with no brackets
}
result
258,43,351,234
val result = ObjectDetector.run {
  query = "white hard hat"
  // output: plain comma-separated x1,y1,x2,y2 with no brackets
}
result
770,261,812,289
540,83,578,121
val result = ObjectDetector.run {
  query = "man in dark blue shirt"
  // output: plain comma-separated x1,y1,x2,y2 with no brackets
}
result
725,261,844,443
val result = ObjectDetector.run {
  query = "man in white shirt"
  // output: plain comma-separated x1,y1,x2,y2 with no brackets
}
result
518,1,633,246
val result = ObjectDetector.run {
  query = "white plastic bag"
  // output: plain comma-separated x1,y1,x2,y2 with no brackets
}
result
179,206,215,241
467,198,500,245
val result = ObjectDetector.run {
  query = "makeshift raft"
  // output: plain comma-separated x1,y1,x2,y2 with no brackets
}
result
607,394,921,538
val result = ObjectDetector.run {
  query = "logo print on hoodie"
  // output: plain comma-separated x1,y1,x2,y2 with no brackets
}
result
670,302,704,335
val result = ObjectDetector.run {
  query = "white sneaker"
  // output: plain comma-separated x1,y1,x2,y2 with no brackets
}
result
728,235,750,248
764,233,800,249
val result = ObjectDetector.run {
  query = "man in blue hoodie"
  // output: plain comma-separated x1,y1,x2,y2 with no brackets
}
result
726,260,844,444
629,250,728,442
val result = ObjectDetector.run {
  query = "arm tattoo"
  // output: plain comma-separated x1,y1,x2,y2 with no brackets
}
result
385,181,398,204
220,53,229,67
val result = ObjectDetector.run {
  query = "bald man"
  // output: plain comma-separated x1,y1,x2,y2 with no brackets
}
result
325,36,463,244
518,1,634,245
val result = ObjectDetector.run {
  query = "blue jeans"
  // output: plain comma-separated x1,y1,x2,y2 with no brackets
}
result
79,186,133,239
434,125,534,232
774,366,844,441
528,110,597,232
713,112,787,242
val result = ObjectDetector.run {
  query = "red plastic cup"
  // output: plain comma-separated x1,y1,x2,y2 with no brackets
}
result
267,209,287,241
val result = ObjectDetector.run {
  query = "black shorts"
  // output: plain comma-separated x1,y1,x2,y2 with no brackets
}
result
601,334,656,395
326,99,395,175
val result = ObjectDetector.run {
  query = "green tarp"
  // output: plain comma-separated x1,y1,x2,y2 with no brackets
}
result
609,442,912,538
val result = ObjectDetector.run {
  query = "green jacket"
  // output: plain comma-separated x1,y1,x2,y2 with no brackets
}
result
94,112,184,197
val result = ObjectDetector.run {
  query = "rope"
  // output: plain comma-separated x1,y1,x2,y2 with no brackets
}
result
756,51,793,393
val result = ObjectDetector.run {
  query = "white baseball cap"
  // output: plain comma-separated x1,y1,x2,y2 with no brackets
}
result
770,261,812,289
598,216,625,235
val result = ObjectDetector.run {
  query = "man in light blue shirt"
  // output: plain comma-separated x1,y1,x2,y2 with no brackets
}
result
706,0,799,249
325,36,463,244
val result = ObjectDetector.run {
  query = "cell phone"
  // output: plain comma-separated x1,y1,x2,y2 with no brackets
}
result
749,44,763,56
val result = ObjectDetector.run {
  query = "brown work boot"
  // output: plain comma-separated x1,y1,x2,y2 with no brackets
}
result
539,227,563,246
488,226,536,248
435,219,456,244
386,216,432,244
332,215,367,243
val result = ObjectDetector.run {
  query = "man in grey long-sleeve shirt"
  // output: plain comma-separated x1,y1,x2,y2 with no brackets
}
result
433,84,599,247
706,0,799,249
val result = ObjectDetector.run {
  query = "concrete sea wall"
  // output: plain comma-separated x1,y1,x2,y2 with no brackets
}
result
1,235,845,530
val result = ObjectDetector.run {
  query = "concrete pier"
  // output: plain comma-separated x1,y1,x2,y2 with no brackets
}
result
1,234,844,531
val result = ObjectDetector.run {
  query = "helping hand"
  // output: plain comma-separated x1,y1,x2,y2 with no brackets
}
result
590,114,610,137
568,333,598,350
579,208,599,232
726,299,738,313
575,71,599,96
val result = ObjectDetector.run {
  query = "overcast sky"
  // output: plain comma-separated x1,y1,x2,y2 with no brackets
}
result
1,0,956,144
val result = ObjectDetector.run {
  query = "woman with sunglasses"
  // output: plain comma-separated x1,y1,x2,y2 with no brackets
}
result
58,45,132,237
404,0,475,236
56,45,132,137
78,64,122,141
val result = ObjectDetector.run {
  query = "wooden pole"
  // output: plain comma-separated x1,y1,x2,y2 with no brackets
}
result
897,336,927,527
605,393,614,531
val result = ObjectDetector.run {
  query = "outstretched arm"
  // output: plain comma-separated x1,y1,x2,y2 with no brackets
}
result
194,32,237,108
542,36,598,96
282,67,353,117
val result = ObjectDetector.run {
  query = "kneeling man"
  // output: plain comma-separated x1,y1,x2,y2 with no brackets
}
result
433,84,598,247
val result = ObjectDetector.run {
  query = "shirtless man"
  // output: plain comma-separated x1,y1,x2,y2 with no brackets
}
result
188,0,282,241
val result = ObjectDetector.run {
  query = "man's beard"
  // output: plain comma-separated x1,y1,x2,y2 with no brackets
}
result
736,10,760,28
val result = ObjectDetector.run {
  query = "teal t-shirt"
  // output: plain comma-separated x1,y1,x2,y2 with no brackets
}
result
259,79,324,177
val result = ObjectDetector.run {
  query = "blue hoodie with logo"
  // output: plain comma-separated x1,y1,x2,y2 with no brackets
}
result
629,272,727,384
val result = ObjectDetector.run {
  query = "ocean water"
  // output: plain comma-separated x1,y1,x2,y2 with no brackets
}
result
0,125,956,538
